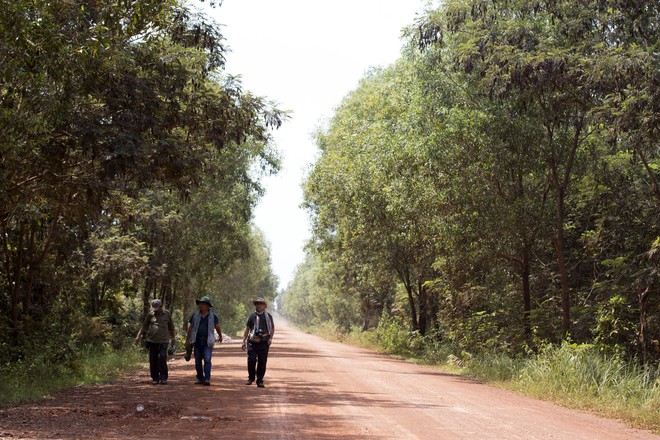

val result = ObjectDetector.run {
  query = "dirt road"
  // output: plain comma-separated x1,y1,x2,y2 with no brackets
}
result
1,321,657,439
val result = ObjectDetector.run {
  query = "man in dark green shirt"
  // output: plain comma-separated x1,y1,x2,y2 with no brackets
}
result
135,299,175,385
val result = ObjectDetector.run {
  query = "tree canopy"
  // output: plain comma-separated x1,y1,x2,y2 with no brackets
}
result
283,0,659,363
0,0,282,362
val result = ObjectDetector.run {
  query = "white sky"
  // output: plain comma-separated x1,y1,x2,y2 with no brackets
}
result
203,0,424,288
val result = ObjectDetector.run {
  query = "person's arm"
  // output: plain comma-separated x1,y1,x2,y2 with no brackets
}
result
185,314,193,345
135,313,150,344
241,327,249,350
241,325,250,351
135,325,145,344
215,323,223,343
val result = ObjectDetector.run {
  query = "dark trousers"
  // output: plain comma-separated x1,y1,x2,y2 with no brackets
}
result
247,342,269,383
148,342,168,382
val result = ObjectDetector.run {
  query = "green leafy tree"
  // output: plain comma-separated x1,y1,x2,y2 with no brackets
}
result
305,61,444,334
417,0,659,354
0,1,283,355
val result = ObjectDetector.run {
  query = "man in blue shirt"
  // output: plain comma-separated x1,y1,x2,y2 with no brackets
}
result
186,296,222,386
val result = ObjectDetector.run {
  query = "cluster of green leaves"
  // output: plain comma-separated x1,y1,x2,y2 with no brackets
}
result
283,0,659,363
0,0,281,365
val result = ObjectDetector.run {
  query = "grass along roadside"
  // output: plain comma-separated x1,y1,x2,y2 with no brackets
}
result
465,345,660,431
291,320,660,432
0,346,144,406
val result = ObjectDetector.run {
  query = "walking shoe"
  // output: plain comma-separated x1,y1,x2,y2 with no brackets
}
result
245,380,254,385
152,380,160,385
194,381,205,385
160,380,168,385
257,382,265,388
203,381,211,386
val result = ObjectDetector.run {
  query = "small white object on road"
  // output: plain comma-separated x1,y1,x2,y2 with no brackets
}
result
136,404,144,412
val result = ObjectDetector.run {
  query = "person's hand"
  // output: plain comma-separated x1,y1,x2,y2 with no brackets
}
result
134,336,141,345
241,341,247,351
267,340,272,347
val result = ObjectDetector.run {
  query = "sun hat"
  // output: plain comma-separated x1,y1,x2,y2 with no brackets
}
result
253,297,267,305
195,296,214,307
151,299,163,311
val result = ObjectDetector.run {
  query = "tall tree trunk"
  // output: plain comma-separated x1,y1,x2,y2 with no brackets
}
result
545,121,581,336
89,283,99,316
554,189,571,334
160,279,169,304
142,277,152,318
21,208,62,325
22,220,36,324
398,269,418,331
417,279,428,336
639,287,650,365
100,281,108,304
521,249,532,339
10,222,26,337
182,287,191,332
168,283,177,315
430,286,439,331
152,278,158,300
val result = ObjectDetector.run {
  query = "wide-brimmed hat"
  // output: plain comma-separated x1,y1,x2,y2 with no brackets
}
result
195,296,214,307
150,299,163,311
253,297,267,305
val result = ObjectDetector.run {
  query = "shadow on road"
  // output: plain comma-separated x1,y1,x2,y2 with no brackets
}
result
0,342,384,439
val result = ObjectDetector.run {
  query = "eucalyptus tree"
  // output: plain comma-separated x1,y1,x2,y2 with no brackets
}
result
0,0,283,345
427,103,551,339
305,61,444,334
417,0,604,334
417,0,659,349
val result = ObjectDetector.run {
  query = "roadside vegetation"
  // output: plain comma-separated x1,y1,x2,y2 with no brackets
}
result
0,346,143,406
281,0,660,431
0,0,280,405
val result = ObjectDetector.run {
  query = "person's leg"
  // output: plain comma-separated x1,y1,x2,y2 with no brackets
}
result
148,342,160,382
203,344,213,383
256,344,269,385
194,339,205,382
247,344,257,382
158,343,168,382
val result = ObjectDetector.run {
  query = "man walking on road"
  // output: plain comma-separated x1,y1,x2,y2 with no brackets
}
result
242,297,275,388
186,296,222,386
135,299,175,385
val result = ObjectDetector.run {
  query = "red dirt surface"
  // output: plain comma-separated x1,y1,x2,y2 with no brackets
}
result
0,321,658,439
